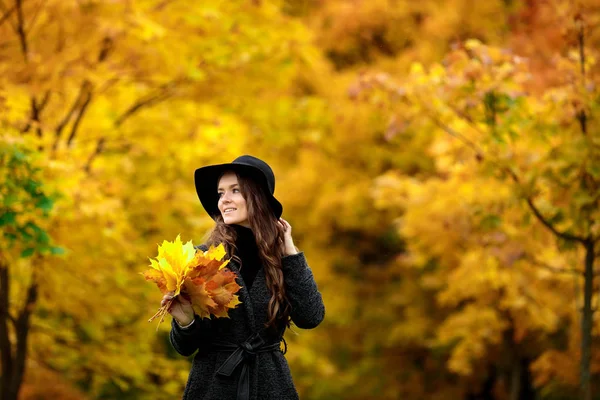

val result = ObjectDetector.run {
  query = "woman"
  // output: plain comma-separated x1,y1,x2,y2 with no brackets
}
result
161,155,326,400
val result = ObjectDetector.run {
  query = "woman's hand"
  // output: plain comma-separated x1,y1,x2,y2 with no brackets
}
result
278,218,298,256
162,291,194,326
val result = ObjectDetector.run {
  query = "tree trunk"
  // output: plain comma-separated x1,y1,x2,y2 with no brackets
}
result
509,358,521,400
0,261,13,400
0,257,38,400
8,281,37,400
580,239,594,400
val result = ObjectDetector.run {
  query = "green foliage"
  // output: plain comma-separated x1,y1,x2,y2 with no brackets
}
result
0,138,62,257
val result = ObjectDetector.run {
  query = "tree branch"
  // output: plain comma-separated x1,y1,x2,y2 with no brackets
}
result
475,154,586,244
114,91,171,128
523,197,586,244
97,36,113,62
422,106,486,161
0,3,15,28
576,17,588,139
38,90,50,110
430,107,586,245
0,0,17,31
527,257,582,276
7,312,16,327
20,92,50,138
15,0,28,62
53,81,92,152
85,78,180,173
84,91,171,173
84,137,105,173
66,90,93,148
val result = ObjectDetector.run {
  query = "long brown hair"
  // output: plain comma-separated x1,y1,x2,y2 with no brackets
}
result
205,170,291,332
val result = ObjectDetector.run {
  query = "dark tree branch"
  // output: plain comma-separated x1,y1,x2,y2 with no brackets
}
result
15,0,28,62
0,3,15,28
85,79,180,173
84,137,105,173
84,91,168,173
66,90,93,148
490,164,585,243
97,36,113,62
114,91,171,128
53,80,92,151
20,97,38,134
20,92,49,138
85,90,172,173
523,197,586,244
52,38,113,153
38,90,50,110
421,94,587,245
430,106,586,245
0,0,17,31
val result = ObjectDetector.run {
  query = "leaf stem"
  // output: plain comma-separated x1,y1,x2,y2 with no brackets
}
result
148,298,174,331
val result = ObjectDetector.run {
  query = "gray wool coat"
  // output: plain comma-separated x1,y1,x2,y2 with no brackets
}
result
169,246,326,400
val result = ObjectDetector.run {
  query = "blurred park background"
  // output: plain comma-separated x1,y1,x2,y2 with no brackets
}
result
2,0,600,399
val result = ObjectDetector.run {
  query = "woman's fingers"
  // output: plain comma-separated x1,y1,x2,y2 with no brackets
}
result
161,293,175,307
278,218,290,231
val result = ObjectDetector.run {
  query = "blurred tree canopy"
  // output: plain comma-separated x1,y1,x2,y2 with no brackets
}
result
1,0,599,399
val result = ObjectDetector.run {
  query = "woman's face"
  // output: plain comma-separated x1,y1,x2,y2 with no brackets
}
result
217,171,249,228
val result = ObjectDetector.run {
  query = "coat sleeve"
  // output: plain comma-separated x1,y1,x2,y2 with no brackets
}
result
281,252,325,329
169,243,215,357
169,314,214,357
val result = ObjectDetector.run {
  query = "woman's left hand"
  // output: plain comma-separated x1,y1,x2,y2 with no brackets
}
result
278,218,298,256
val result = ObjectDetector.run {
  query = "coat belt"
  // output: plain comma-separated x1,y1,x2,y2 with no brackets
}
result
212,332,285,400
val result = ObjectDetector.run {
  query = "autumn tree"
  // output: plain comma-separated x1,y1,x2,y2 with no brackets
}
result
358,4,600,399
0,137,62,400
1,0,325,399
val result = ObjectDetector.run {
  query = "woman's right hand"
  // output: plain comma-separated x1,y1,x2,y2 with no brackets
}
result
162,292,194,326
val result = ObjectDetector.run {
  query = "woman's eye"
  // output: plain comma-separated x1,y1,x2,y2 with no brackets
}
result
217,192,223,198
233,188,240,193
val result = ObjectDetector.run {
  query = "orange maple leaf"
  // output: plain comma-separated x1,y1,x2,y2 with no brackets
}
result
183,277,217,319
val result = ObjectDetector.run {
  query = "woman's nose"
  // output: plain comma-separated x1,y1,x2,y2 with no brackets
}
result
220,192,232,203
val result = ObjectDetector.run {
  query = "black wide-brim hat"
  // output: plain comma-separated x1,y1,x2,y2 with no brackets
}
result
194,155,283,220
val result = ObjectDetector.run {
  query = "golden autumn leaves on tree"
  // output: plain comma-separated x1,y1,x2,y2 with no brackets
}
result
143,236,241,327
356,7,600,399
2,0,600,399
1,1,318,399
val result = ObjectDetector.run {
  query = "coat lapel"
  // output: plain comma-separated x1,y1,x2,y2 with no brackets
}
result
228,259,257,332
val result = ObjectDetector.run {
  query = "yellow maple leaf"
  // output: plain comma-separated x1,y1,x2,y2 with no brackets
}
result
145,235,196,296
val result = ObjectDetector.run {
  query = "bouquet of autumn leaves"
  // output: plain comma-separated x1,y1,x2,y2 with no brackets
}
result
142,235,242,329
